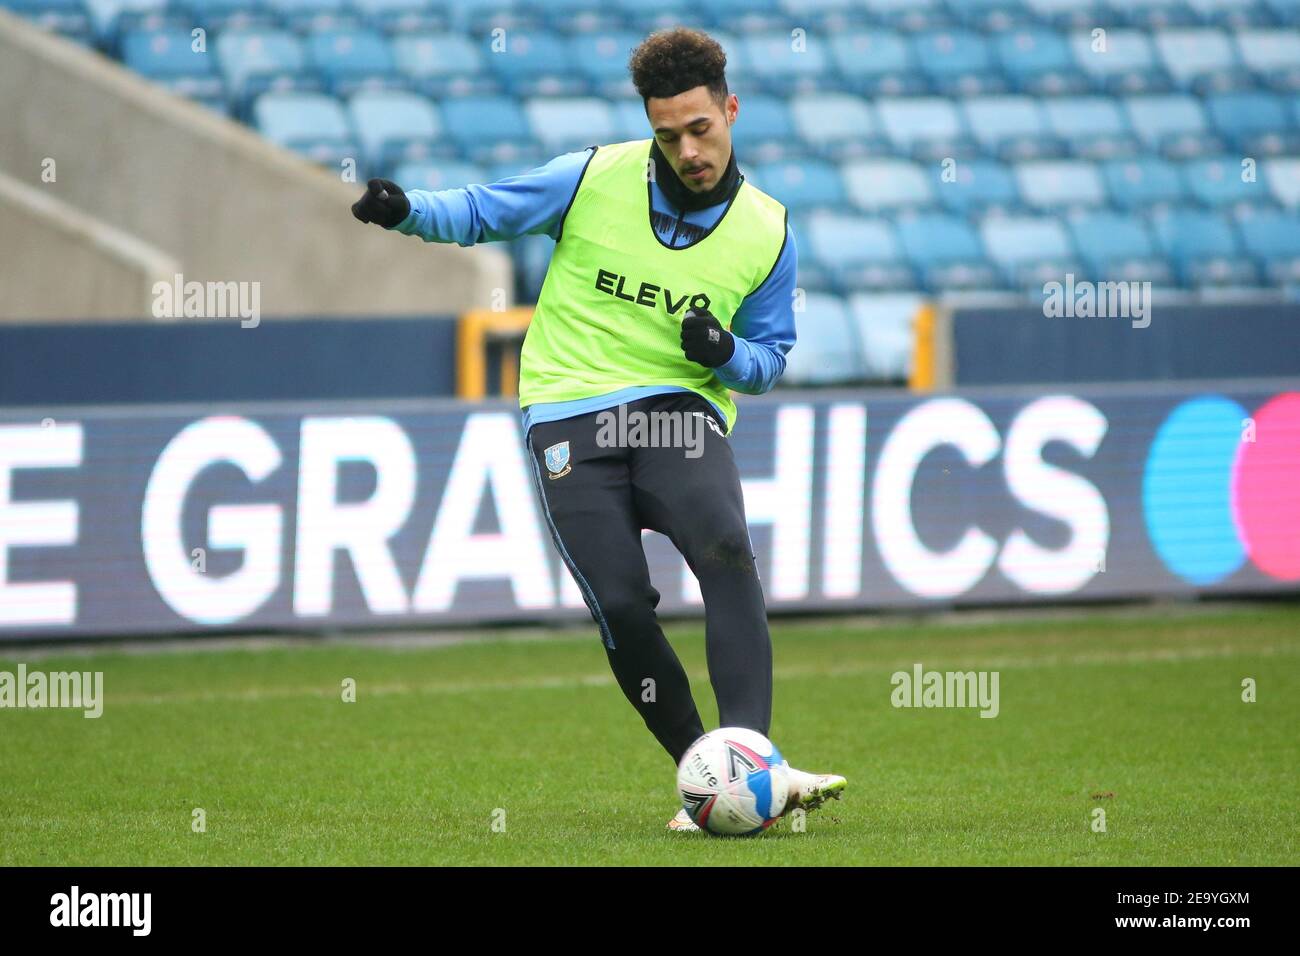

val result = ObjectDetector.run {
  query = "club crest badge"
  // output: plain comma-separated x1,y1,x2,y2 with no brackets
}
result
544,441,571,479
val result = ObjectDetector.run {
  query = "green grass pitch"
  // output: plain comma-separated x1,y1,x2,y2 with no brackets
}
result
1,603,1297,866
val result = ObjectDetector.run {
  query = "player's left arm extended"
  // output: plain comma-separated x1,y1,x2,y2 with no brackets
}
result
357,149,591,245
712,224,798,395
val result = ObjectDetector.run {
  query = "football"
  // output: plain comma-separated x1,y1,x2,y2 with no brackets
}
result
676,728,791,836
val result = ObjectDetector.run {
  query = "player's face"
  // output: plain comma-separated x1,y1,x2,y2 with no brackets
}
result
645,85,738,193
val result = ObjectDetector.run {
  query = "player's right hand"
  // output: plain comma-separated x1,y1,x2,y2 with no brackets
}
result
351,178,411,228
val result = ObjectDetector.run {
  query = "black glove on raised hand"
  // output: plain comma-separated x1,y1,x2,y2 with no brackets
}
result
351,178,411,228
681,308,735,368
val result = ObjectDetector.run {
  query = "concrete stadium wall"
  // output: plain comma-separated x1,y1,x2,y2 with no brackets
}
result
0,170,180,320
0,11,512,322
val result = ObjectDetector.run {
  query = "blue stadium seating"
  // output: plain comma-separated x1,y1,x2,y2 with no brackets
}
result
121,27,223,101
963,95,1063,160
390,33,497,98
848,292,924,381
781,294,867,385
980,215,1083,288
1235,208,1300,282
1014,159,1108,209
1150,208,1260,286
1068,210,1176,283
11,0,1300,385
843,159,935,212
347,89,448,176
896,213,1002,290
253,90,357,166
806,213,916,291
829,31,927,97
938,159,1022,214
1103,157,1187,208
1068,28,1170,94
306,28,399,96
753,160,846,211
1182,154,1268,206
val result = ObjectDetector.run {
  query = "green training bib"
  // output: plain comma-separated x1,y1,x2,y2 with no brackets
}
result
519,138,788,432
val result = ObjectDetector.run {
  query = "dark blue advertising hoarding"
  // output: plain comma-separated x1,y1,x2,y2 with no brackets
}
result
1,381,1297,639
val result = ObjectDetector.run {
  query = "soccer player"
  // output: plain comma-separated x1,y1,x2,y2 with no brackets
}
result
353,27,845,830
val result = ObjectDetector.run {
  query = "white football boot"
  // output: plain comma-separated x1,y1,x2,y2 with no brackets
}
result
666,807,701,832
781,765,847,815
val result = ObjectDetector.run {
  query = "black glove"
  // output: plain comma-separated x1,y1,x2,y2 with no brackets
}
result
351,178,410,228
681,308,735,368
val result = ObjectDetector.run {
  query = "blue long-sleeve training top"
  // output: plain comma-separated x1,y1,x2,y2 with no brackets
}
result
389,146,798,434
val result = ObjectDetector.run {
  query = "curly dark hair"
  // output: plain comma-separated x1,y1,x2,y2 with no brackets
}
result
628,28,729,110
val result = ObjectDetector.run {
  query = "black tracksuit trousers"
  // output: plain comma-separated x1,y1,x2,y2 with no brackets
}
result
525,392,772,766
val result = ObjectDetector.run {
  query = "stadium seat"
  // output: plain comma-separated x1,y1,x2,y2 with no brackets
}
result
1234,207,1300,283
1153,28,1251,92
347,90,448,177
391,33,497,98
1124,93,1222,157
121,27,223,100
170,0,278,35
1067,211,1175,283
936,158,1021,214
609,99,650,142
742,30,833,95
874,97,973,161
1264,0,1300,25
805,213,916,291
980,215,1083,288
1112,0,1201,28
1102,157,1187,208
995,28,1087,94
1205,91,1300,155
895,212,1002,291
862,0,948,32
1182,155,1268,207
486,30,590,98
1040,96,1139,158
847,292,925,381
752,160,846,212
1263,157,1300,208
1150,208,1260,286
350,0,448,35
306,29,401,96
438,95,536,164
253,91,358,168
524,97,615,154
828,30,927,97
5,0,97,45
1235,27,1300,91
567,32,640,100
1023,0,1100,28
780,293,866,386
1014,160,1107,210
913,29,1003,95
1068,28,1169,94
1186,0,1273,28
728,95,801,163
946,0,1035,30
842,159,936,212
613,0,702,33
264,0,357,33
790,93,884,161
962,95,1063,160
215,29,314,112
536,0,625,35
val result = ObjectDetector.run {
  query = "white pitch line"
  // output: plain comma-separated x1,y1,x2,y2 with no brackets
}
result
92,642,1297,708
